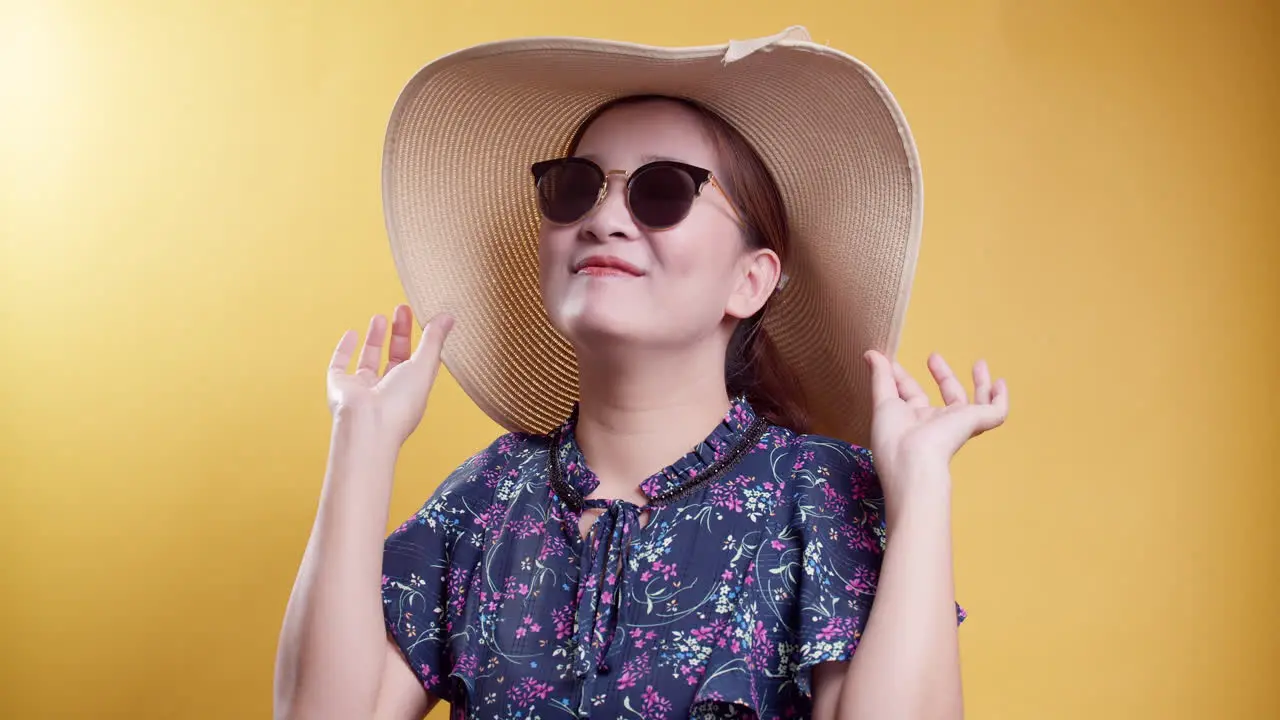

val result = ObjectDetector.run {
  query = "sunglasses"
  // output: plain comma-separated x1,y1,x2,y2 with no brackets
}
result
530,157,741,230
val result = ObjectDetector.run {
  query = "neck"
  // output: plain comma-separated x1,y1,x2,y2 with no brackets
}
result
572,338,732,498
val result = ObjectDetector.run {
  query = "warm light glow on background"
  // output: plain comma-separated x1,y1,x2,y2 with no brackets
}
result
2,1,1276,718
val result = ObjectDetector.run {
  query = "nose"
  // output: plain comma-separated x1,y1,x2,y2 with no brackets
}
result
579,172,638,243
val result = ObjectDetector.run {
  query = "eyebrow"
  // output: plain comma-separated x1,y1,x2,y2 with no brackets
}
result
640,153,681,164
573,153,685,167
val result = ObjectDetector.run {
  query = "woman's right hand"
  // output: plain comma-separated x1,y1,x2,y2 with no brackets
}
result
326,304,454,448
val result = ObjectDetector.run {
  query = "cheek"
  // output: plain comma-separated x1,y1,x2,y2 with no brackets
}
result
652,222,742,295
537,227,572,292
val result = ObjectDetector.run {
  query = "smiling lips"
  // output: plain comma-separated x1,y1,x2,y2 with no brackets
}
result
573,255,645,277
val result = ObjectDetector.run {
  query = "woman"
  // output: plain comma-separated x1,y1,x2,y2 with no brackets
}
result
274,27,1008,720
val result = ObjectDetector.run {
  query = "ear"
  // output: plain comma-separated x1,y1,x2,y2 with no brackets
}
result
725,247,781,320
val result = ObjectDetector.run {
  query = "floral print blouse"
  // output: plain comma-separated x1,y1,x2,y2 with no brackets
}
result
382,397,962,719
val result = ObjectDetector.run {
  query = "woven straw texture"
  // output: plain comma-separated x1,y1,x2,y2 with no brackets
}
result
382,29,923,447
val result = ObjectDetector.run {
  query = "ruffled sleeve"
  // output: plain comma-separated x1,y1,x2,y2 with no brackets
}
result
785,436,886,696
380,434,512,702
785,435,966,696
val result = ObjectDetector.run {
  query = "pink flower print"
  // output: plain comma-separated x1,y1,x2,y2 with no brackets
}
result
419,664,441,689
447,567,471,615
771,539,786,551
642,685,673,714
514,614,536,639
752,620,770,657
691,619,731,649
454,652,478,677
512,517,544,539
538,534,568,562
816,616,857,642
709,481,744,512
510,676,554,706
845,565,878,595
552,605,574,641
677,659,710,686
820,482,852,515
615,652,651,690
650,559,679,581
845,521,880,552
793,450,815,471
628,627,657,648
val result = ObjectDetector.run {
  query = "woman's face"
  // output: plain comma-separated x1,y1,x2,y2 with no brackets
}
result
537,100,779,354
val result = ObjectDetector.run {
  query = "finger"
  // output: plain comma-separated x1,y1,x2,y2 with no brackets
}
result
864,350,898,407
357,314,388,376
329,329,358,372
411,313,455,372
971,378,1011,435
892,359,931,408
386,304,414,373
973,359,993,405
928,353,969,406
991,377,1010,416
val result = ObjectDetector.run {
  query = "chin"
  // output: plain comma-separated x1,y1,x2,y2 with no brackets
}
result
561,309,644,345
548,296,652,348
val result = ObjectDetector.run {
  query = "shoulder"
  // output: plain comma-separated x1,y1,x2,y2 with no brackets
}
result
770,427,881,498
761,428,883,529
441,430,547,491
389,430,548,540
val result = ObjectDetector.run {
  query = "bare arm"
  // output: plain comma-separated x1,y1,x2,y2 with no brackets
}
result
273,307,452,720
811,472,962,720
812,351,1009,720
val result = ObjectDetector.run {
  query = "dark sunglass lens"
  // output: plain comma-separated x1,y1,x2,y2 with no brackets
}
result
537,161,602,224
629,165,697,228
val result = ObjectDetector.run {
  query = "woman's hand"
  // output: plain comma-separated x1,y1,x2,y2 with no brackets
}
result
327,304,454,448
863,350,1009,497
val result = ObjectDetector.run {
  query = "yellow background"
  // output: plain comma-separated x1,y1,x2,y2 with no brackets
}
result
2,0,1277,718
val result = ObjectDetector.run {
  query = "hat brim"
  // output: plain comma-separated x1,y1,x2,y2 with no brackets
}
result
382,27,923,446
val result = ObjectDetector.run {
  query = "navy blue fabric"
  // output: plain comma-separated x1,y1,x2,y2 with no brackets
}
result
381,397,962,719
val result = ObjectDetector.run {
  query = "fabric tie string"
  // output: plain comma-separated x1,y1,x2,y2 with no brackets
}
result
571,498,643,681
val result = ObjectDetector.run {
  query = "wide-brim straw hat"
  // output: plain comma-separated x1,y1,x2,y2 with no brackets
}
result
382,25,923,447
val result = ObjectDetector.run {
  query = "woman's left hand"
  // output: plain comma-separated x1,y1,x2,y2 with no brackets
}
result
863,350,1009,497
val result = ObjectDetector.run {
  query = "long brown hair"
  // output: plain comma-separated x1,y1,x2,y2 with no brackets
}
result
567,95,810,432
